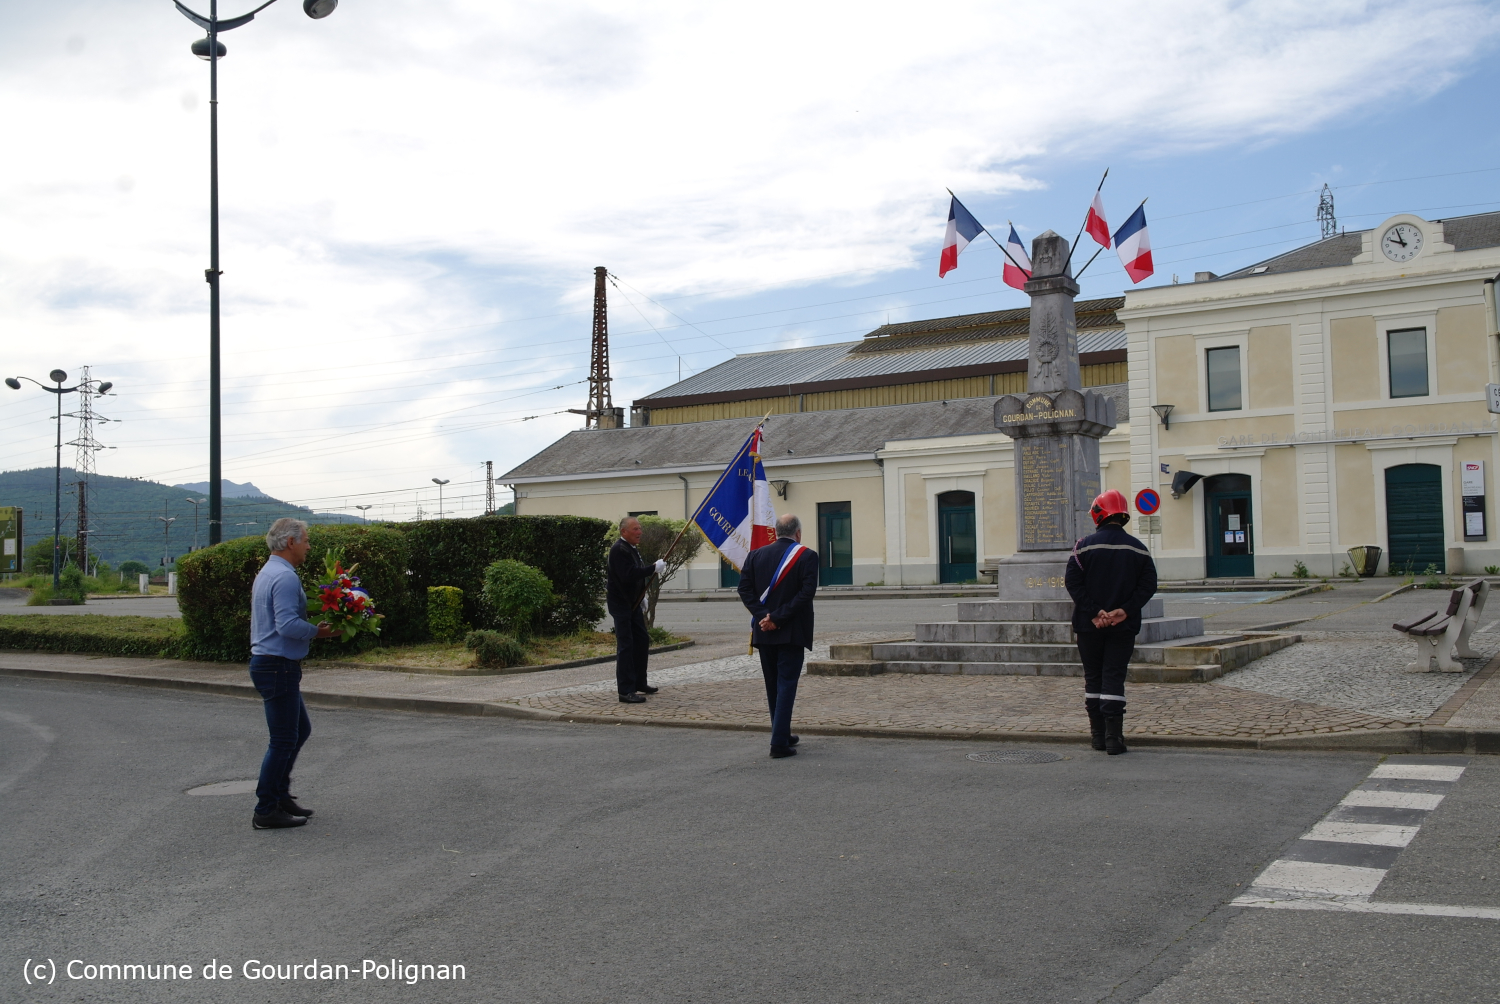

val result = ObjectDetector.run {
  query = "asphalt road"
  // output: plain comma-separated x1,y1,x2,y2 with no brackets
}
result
5,678,1497,1002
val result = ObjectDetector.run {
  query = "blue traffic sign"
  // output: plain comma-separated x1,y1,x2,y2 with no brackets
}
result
1135,488,1161,515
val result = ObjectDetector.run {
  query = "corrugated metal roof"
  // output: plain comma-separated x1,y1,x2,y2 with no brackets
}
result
639,320,1126,401
641,341,855,399
853,297,1124,352
504,387,1130,481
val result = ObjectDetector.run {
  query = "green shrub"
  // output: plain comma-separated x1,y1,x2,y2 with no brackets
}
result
57,564,87,604
464,629,529,669
175,524,418,661
647,625,675,646
400,515,610,635
24,536,79,575
118,560,151,577
0,614,184,658
25,583,54,606
1486,565,1500,576
481,559,554,639
427,586,467,643
1292,560,1309,579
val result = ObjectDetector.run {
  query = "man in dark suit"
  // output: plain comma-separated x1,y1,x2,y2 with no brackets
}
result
607,516,665,704
737,513,818,758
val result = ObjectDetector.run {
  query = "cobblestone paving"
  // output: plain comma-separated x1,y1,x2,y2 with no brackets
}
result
525,631,905,699
1213,630,1500,721
515,672,1411,738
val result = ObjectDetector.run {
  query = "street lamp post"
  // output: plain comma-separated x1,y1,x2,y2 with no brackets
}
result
185,497,207,551
158,513,177,569
5,371,113,590
432,479,450,520
173,0,338,547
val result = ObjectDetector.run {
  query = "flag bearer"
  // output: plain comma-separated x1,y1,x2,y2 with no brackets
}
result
1064,490,1158,755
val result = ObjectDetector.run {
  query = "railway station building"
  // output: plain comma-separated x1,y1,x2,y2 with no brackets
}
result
502,210,1500,586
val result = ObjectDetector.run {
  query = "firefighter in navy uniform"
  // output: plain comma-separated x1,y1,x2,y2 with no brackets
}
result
1064,490,1158,755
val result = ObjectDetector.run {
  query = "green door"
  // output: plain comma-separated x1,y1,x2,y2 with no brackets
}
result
818,502,853,585
719,557,740,589
938,491,977,583
1386,464,1445,574
1204,474,1254,578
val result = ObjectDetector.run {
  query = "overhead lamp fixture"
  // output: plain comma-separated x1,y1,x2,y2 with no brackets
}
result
1170,471,1204,500
191,37,227,59
769,479,790,499
1151,403,1175,430
303,0,338,17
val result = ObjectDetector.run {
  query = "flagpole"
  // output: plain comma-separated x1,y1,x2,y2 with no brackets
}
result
1066,168,1109,268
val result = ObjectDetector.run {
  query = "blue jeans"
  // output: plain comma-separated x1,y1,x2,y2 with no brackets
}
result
249,655,311,815
757,644,804,749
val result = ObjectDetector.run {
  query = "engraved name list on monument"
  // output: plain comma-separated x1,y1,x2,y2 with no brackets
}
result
1019,440,1069,547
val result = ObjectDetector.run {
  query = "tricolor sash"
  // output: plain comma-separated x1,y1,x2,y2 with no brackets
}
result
759,543,807,604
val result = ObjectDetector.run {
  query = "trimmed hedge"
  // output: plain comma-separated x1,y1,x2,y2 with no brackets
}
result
400,515,609,635
170,516,608,661
427,586,467,643
175,524,418,661
0,614,185,658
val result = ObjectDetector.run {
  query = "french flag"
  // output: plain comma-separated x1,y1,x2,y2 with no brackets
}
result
1085,190,1111,248
1002,223,1032,291
1113,204,1153,284
690,425,777,571
939,195,986,278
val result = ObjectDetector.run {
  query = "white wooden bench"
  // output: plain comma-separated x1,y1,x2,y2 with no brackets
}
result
1392,578,1489,673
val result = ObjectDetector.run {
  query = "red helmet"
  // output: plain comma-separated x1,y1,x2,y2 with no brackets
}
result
1090,489,1129,526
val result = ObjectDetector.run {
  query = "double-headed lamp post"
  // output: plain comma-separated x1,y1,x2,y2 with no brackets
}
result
173,0,338,547
5,371,114,590
185,497,207,551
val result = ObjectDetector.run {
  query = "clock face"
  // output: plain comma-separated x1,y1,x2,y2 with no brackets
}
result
1381,223,1423,262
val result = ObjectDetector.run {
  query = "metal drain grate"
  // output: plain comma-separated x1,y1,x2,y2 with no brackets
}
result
966,750,1065,765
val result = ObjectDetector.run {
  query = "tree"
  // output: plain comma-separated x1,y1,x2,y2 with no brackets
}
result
608,515,703,628
24,535,79,575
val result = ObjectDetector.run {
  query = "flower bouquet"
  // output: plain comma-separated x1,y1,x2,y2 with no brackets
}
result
306,549,384,642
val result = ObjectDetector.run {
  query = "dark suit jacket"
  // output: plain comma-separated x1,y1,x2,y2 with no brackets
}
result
737,537,818,650
606,538,654,615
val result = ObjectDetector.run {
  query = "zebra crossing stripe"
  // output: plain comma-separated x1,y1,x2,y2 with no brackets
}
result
1234,755,1490,917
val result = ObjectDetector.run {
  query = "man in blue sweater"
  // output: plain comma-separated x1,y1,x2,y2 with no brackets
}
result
248,518,333,829
1064,490,1158,756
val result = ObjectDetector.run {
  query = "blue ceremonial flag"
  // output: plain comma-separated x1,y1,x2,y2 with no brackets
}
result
690,425,777,571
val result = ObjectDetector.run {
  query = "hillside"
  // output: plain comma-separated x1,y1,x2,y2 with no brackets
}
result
0,468,354,568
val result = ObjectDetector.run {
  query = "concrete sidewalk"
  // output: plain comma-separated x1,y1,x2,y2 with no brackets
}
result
3,635,1498,753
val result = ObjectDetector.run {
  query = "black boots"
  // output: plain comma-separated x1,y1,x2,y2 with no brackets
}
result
1086,710,1106,751
1103,715,1128,756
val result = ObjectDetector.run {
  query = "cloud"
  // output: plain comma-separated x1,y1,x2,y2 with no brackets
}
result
0,0,1496,503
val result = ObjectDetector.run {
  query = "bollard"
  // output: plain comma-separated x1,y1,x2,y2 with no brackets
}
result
167,572,177,596
139,573,149,595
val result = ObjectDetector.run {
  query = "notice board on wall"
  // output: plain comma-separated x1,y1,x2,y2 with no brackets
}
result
1462,461,1486,541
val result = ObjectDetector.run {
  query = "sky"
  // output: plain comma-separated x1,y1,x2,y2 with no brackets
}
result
3,0,1500,524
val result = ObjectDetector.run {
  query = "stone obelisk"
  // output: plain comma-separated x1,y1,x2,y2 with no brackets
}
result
993,230,1116,600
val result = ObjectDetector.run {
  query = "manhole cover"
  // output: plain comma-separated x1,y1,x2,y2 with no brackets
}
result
186,779,258,796
966,750,1065,765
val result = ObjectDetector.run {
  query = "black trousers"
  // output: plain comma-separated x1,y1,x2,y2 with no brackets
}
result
610,605,650,695
1076,627,1135,715
757,644,804,749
